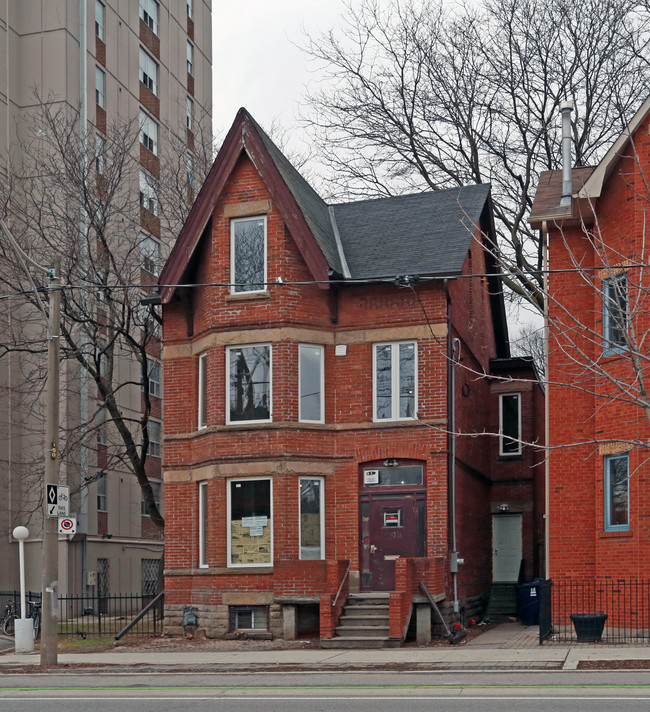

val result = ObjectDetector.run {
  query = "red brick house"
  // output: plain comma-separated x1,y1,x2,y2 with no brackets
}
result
529,97,650,585
158,109,544,644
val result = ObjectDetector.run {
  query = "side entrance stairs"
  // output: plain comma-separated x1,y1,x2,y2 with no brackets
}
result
485,582,517,621
320,593,395,648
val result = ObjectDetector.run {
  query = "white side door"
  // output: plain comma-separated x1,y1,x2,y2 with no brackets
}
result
492,514,522,582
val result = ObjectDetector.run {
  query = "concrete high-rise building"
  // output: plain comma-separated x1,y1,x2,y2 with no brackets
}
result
0,1,212,598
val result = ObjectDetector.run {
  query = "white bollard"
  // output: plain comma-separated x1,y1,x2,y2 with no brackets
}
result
14,618,34,654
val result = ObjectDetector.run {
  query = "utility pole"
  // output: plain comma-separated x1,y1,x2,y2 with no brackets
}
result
41,261,60,666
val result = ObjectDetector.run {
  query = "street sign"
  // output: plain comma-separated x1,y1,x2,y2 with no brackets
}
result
58,516,76,535
46,484,70,518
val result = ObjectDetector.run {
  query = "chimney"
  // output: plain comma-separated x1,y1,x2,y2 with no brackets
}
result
560,101,573,206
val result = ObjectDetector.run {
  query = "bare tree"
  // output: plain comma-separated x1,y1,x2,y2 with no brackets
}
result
302,0,650,311
0,99,212,529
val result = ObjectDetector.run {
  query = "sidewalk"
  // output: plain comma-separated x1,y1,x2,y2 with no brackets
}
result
1,623,650,671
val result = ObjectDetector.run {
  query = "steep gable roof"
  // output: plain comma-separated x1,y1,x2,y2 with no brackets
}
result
159,109,498,303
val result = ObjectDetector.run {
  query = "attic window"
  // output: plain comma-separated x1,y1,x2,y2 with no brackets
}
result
231,216,266,293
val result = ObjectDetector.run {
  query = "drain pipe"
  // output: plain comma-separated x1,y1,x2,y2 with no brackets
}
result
450,336,461,615
559,101,573,206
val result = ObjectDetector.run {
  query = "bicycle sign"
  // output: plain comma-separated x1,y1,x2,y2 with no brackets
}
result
46,484,70,518
58,516,77,535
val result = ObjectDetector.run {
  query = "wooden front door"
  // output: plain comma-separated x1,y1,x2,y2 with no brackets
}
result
360,494,422,591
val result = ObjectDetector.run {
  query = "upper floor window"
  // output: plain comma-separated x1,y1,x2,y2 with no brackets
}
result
139,0,159,35
198,352,208,429
140,111,158,155
95,133,105,175
230,216,266,294
145,357,161,398
96,474,107,511
499,393,521,456
299,344,324,423
604,453,629,531
95,0,105,41
139,170,158,216
187,0,193,19
148,420,161,457
141,480,162,515
227,345,271,424
373,342,416,421
187,41,194,76
603,273,628,353
140,234,160,275
186,152,194,187
139,47,159,95
186,96,194,131
95,66,105,108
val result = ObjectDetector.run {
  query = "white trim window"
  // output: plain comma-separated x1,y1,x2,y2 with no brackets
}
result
145,357,161,398
139,47,159,95
139,0,159,35
186,152,194,188
141,480,161,516
227,345,271,424
299,477,324,560
227,477,273,567
95,133,105,175
187,40,194,76
140,233,160,275
603,273,628,353
373,341,417,421
95,66,105,108
186,95,194,131
499,393,522,456
299,344,324,423
230,215,266,293
139,170,158,216
187,0,193,19
96,474,107,511
148,420,161,457
140,110,158,155
95,0,105,40
198,352,208,429
198,481,209,568
604,453,629,531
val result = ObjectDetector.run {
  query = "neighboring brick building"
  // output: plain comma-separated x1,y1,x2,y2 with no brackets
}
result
159,109,544,644
529,97,650,583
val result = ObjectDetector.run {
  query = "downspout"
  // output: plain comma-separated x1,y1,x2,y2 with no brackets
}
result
445,280,461,615
542,221,550,579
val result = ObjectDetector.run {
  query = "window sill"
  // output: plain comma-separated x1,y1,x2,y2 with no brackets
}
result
599,529,633,539
166,567,274,576
225,291,271,302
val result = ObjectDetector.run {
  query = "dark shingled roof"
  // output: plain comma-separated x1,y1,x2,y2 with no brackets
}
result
332,185,491,279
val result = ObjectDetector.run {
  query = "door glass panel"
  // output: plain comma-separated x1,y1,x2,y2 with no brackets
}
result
383,509,401,527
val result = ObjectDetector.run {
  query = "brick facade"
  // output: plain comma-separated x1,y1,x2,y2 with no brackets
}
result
160,111,544,641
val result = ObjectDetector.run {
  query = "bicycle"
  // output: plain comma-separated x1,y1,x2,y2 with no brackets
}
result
2,599,18,637
29,601,41,640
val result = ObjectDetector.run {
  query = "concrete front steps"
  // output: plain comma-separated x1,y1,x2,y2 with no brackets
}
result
321,592,401,649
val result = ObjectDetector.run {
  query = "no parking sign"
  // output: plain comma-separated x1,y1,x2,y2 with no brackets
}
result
58,517,77,535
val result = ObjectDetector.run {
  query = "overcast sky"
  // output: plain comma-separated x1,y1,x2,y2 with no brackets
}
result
211,0,351,144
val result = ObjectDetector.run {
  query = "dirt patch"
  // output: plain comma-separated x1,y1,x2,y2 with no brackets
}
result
578,660,650,670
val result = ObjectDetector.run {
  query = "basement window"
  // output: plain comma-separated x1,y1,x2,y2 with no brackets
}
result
229,606,269,631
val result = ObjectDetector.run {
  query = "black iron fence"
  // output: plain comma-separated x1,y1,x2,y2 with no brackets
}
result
1,590,164,638
539,579,650,644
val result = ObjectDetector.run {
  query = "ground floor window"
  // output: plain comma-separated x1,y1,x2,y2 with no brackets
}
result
604,453,629,531
228,477,272,566
229,605,269,631
299,477,324,559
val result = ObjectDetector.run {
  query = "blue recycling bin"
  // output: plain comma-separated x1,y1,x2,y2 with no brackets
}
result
517,581,540,625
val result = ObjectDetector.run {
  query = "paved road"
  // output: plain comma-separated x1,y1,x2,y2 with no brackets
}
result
2,670,650,710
